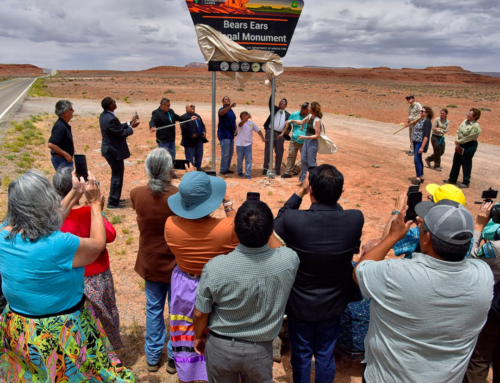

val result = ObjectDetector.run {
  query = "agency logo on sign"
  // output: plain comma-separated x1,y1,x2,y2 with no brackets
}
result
220,62,229,71
291,1,298,8
231,62,240,71
240,62,250,72
251,63,261,72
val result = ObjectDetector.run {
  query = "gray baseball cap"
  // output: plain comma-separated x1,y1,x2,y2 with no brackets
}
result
415,199,474,245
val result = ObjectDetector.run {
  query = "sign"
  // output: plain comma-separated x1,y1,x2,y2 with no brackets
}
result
185,0,304,58
208,61,267,72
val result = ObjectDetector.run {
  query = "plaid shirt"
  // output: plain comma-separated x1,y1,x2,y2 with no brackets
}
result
393,227,420,258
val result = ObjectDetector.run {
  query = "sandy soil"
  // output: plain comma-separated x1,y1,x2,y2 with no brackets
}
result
2,93,497,382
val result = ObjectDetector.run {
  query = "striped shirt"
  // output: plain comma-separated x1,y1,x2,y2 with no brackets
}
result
195,244,299,342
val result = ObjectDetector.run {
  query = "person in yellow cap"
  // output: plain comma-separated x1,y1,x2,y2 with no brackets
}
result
384,183,467,259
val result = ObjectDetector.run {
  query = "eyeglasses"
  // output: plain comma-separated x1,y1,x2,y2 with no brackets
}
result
190,105,195,108
420,110,426,113
68,108,74,111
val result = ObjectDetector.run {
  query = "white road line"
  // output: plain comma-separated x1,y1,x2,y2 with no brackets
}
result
0,78,38,121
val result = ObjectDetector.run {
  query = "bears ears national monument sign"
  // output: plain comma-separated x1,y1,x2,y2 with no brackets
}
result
185,0,304,58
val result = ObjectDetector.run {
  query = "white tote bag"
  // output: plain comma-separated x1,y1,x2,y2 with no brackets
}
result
317,119,337,154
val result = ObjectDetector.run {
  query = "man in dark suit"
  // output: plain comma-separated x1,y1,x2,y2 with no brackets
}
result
100,97,139,209
274,164,364,383
180,104,206,171
263,95,290,175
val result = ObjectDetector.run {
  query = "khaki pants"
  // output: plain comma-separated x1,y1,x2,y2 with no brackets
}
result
409,124,415,152
285,141,303,175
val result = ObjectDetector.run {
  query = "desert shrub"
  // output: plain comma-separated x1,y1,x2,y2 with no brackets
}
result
446,104,458,108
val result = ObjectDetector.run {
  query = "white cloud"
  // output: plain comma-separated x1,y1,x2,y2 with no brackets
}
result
0,0,499,71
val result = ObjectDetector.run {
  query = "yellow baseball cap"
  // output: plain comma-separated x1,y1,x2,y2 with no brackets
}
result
426,184,466,206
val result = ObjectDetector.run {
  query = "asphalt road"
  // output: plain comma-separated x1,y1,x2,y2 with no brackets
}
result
0,78,37,122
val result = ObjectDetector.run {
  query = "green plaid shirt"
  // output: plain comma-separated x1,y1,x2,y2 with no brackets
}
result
196,244,299,342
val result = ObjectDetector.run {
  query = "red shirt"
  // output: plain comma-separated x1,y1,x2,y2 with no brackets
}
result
60,206,116,277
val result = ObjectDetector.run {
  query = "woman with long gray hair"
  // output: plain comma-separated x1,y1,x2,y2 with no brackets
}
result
53,166,122,350
0,170,135,382
130,148,179,374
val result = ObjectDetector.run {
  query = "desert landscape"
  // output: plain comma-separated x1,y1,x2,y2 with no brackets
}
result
0,63,499,382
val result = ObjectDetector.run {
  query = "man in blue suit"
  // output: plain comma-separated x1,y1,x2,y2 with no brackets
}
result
100,97,139,209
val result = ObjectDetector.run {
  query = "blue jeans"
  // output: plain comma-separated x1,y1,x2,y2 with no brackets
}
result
145,280,174,364
220,138,234,172
51,156,73,171
300,139,318,182
413,141,424,178
184,140,204,170
288,316,342,383
236,145,252,176
158,141,176,161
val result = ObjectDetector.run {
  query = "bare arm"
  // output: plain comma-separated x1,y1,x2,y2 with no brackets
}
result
219,103,236,117
257,130,266,142
47,143,72,162
193,307,210,355
72,172,106,268
60,170,85,219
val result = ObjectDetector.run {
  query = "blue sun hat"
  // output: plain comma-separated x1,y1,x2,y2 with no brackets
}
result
168,171,227,219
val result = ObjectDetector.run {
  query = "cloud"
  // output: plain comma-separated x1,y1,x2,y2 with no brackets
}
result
0,0,498,71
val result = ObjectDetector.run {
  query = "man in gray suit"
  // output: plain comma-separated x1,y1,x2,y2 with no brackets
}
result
100,97,139,209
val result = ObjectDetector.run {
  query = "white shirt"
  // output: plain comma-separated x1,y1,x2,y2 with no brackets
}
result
273,109,287,132
235,120,261,147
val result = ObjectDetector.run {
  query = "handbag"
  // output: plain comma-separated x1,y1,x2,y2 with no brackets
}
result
317,120,337,154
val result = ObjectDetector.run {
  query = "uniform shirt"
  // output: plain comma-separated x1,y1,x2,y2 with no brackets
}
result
235,120,261,147
48,118,74,157
408,102,422,125
196,244,299,342
356,253,493,383
456,119,481,144
432,117,449,136
288,111,308,144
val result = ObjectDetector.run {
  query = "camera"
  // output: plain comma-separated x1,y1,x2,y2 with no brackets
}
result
475,188,500,224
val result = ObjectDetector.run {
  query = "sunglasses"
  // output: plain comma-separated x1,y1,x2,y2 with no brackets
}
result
190,105,195,108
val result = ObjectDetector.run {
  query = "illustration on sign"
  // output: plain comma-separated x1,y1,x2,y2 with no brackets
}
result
185,0,304,57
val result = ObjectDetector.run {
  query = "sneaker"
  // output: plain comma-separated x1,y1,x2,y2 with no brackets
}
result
434,166,442,172
246,176,251,180
407,151,414,156
459,183,470,189
425,157,431,168
276,171,281,176
443,179,455,184
238,173,244,177
281,173,292,179
292,171,299,176
262,169,267,175
273,337,283,363
166,359,177,375
147,361,160,373
220,170,230,175
226,170,234,174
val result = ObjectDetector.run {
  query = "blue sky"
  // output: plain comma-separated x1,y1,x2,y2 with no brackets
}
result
0,0,499,71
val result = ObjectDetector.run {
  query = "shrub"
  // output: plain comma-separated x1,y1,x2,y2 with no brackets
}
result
446,104,458,108
111,215,122,224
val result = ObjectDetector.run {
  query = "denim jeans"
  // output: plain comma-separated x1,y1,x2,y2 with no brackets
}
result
158,141,176,161
219,139,234,172
236,145,252,176
184,140,204,170
145,280,174,364
51,156,73,171
288,316,342,383
300,139,318,182
413,141,424,178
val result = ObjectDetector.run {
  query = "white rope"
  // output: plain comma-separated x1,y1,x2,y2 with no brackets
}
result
155,119,192,131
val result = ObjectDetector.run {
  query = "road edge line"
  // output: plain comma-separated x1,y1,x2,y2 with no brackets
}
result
0,78,38,121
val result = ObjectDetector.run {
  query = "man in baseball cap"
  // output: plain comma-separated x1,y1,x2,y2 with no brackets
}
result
353,195,494,383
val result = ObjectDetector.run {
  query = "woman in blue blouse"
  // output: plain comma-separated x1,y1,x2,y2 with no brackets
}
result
0,170,134,382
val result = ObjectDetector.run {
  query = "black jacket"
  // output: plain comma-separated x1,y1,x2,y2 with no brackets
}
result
421,117,432,153
274,194,364,322
149,107,181,144
100,111,133,161
180,113,206,148
264,95,290,130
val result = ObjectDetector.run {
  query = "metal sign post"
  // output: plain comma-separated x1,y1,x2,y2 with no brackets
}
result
267,77,276,179
211,71,216,171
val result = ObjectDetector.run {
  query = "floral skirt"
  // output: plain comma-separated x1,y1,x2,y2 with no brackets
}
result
85,268,123,350
0,300,135,383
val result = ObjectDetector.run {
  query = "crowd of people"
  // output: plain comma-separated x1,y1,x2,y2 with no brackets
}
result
0,96,497,383
404,95,482,188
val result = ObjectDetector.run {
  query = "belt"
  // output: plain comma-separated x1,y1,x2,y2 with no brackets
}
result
52,153,63,158
210,331,258,345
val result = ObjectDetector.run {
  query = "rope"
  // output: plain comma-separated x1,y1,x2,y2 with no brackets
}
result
155,119,192,131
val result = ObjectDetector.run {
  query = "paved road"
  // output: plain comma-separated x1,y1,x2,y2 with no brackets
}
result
0,78,37,122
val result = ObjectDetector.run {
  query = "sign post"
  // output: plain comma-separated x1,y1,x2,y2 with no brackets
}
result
185,0,304,177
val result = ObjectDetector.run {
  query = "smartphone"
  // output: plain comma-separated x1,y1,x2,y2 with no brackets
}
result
405,191,422,222
205,171,217,177
407,185,420,194
173,159,190,170
134,111,138,117
74,154,88,181
481,188,498,200
247,192,260,201
353,240,361,254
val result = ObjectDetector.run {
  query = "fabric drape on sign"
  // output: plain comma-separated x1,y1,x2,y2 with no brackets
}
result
195,24,283,88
